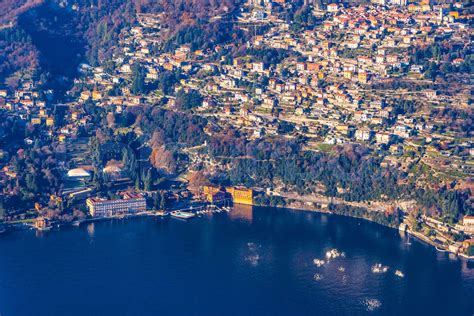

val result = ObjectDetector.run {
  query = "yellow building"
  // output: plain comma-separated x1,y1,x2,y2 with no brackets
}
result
39,109,47,117
34,217,51,230
203,185,222,196
407,4,420,12
31,117,41,125
92,90,102,101
343,70,352,80
46,117,54,126
335,124,350,135
358,71,368,84
449,11,459,19
226,186,254,205
202,186,254,205
80,91,91,101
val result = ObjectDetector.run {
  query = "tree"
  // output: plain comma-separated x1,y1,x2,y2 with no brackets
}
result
425,62,438,81
0,199,5,220
157,71,178,95
467,246,474,256
153,192,161,210
25,172,39,193
159,191,166,210
106,112,116,128
150,146,177,175
188,171,209,193
131,63,146,95
175,89,203,110
135,176,141,191
144,169,152,191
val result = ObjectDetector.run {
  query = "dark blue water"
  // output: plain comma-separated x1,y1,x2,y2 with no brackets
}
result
0,206,473,315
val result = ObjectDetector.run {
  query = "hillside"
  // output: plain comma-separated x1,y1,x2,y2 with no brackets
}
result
0,0,241,92
0,0,43,25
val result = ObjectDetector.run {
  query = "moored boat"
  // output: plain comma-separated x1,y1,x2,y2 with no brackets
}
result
155,210,169,217
371,263,389,273
72,220,82,227
170,211,195,219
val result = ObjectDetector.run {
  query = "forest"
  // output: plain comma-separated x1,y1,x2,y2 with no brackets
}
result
0,28,39,88
205,126,472,223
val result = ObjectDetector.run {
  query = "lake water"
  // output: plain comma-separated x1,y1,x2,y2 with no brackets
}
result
0,206,473,315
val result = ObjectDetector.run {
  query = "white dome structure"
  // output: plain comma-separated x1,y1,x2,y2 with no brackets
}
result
103,165,122,174
67,168,91,178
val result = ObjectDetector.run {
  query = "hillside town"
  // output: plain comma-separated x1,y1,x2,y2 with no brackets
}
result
0,0,473,257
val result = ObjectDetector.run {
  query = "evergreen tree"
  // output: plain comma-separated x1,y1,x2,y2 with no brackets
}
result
131,64,146,95
159,191,166,210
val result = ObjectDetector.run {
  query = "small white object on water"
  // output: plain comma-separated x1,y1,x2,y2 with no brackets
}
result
313,273,323,281
395,270,404,278
325,249,343,259
338,266,345,272
363,298,382,312
313,259,326,267
245,254,260,266
371,263,389,273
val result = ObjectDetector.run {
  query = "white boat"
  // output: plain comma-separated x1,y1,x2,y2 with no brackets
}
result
313,273,323,281
72,220,82,227
371,263,389,273
154,210,168,217
313,259,325,267
395,270,404,278
170,211,195,219
36,225,52,231
325,249,345,259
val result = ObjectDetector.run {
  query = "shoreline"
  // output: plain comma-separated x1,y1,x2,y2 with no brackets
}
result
3,204,473,261
256,203,474,261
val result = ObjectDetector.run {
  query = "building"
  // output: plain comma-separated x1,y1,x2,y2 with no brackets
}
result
202,185,231,204
202,185,254,205
253,62,265,72
358,71,368,84
327,3,339,12
463,216,474,226
462,239,474,251
46,117,54,127
459,216,474,234
391,0,407,6
86,193,146,217
34,217,52,230
355,129,372,142
67,168,91,181
226,186,254,205
375,132,392,144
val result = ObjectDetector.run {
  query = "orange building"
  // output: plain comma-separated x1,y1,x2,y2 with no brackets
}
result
202,186,227,203
34,217,51,230
226,186,254,205
203,185,222,196
202,186,254,205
